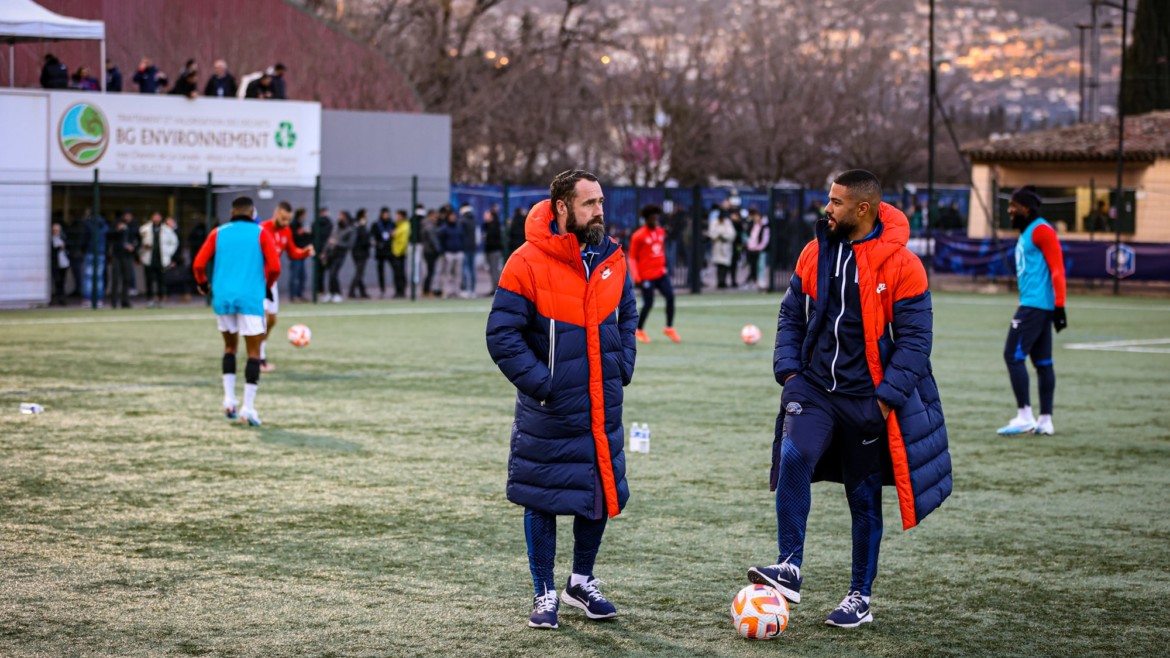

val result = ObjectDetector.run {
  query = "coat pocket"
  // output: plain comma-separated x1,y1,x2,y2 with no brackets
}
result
541,319,556,406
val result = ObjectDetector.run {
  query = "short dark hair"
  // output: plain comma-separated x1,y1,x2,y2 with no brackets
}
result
396,209,408,219
833,169,882,203
550,169,599,212
640,204,663,220
231,196,254,214
277,201,292,212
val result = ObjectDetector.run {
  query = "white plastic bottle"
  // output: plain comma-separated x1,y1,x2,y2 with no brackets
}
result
642,423,651,453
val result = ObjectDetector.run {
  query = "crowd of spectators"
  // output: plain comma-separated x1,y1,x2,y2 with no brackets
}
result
49,196,828,309
38,53,290,100
50,210,207,309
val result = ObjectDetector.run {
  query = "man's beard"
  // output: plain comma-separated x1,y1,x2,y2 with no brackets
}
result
1010,211,1032,230
568,214,605,246
826,213,856,241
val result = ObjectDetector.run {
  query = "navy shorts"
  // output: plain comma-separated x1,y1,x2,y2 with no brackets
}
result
1004,306,1053,365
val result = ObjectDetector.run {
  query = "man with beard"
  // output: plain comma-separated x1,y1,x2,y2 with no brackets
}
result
748,169,950,628
997,186,1067,436
259,201,315,370
486,170,638,630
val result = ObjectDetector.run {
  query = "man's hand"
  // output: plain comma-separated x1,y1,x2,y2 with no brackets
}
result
196,282,208,296
1053,307,1068,333
306,245,316,257
878,399,891,419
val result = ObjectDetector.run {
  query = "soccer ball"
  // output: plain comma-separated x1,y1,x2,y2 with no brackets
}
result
730,583,789,640
741,324,762,345
287,323,312,348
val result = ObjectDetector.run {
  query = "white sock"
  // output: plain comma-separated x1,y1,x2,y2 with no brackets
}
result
1038,414,1052,425
570,573,592,587
862,595,871,604
243,383,258,411
223,374,236,404
260,340,267,361
1018,406,1034,422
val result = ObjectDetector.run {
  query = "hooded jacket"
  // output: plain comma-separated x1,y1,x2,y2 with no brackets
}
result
486,200,638,519
772,203,951,530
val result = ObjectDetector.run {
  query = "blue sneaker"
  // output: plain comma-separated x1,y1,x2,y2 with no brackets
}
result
224,400,239,421
747,562,802,604
997,416,1036,435
528,590,559,629
824,591,872,628
562,578,617,620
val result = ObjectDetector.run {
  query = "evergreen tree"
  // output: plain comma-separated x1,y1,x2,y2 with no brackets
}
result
1122,0,1170,115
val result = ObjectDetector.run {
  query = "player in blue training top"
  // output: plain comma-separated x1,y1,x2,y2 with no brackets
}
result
193,196,281,427
997,186,1068,436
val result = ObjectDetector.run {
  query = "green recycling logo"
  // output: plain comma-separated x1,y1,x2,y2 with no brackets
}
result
275,121,297,149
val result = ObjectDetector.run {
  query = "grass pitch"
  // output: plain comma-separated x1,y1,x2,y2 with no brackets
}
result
1,291,1169,657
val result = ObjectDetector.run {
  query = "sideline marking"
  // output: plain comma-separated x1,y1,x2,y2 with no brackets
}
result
1,295,1167,327
1065,338,1170,354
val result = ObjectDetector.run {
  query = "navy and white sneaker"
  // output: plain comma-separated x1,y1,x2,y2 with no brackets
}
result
528,589,559,629
824,591,873,628
747,562,802,604
562,578,617,620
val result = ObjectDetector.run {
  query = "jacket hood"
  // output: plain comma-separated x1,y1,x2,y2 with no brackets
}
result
524,199,618,265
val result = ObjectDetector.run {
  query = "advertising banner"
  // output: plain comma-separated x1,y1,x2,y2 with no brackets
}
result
47,91,320,187
934,235,1170,282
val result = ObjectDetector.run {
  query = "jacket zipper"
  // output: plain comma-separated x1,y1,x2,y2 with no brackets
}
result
542,319,556,406
828,244,853,392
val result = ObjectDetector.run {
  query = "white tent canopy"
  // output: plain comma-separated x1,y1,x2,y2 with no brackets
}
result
1,0,106,89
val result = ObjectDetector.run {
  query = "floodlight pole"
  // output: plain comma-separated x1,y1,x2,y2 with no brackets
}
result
1112,0,1128,295
926,0,936,274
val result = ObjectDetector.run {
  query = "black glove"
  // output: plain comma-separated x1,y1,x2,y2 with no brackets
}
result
196,282,209,296
1053,306,1067,333
265,286,274,301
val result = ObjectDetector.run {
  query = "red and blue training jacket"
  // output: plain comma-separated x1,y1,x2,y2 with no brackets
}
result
773,203,952,530
486,200,638,520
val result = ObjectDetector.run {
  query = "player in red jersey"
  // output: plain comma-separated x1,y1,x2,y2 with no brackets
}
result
628,205,680,343
259,201,315,371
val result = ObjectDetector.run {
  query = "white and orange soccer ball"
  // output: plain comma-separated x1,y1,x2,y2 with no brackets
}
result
287,323,312,348
741,324,762,345
730,583,789,640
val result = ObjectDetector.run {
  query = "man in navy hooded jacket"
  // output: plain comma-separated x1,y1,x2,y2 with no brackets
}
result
748,170,951,628
486,170,638,630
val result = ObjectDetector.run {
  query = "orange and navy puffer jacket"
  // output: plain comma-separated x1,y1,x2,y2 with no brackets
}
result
771,203,952,530
486,200,639,520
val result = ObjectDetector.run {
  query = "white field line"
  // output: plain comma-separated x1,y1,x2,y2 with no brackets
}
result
0,294,1167,327
0,297,778,326
1065,338,1170,354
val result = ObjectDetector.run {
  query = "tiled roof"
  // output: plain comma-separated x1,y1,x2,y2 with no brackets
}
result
963,111,1170,163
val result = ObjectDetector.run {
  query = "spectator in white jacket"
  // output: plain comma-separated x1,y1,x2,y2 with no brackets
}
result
708,211,736,289
139,212,179,307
